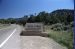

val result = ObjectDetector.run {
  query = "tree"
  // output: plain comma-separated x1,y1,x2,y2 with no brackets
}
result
27,15,35,23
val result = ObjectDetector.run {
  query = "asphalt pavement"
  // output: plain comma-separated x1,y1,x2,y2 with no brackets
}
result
0,24,23,49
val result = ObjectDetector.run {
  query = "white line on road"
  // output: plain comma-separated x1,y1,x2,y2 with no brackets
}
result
0,29,16,48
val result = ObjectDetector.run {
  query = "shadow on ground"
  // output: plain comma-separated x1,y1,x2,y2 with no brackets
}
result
20,31,49,37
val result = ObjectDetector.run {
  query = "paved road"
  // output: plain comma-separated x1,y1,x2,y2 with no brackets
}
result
0,25,15,45
21,36,67,49
0,24,23,49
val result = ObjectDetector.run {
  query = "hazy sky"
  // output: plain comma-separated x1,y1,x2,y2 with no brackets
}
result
0,0,74,18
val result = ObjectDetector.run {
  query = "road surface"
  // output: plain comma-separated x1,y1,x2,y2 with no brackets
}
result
0,24,23,49
21,36,67,49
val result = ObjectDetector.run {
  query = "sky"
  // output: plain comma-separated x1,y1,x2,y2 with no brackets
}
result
0,0,74,19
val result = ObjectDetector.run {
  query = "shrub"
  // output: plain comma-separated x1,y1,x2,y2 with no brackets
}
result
51,23,63,31
70,21,74,27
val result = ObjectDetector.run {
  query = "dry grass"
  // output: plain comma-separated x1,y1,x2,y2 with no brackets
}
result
44,25,74,49
0,24,10,29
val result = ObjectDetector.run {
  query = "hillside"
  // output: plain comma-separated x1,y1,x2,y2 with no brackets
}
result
0,9,74,25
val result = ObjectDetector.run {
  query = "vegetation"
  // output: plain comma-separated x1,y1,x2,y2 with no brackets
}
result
44,21,74,49
48,30,74,49
0,9,74,25
0,24,10,29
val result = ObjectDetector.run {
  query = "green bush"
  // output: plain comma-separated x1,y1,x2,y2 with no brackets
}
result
50,21,74,31
51,23,63,31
